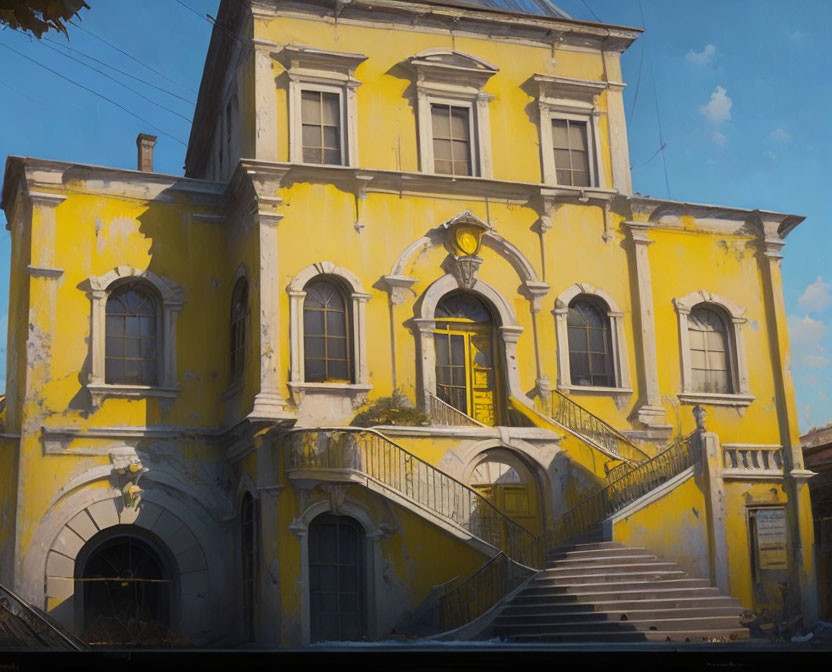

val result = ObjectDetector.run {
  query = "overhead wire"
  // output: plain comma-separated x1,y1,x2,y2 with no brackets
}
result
31,37,193,123
579,0,603,23
0,40,188,146
42,35,195,105
175,0,244,46
69,20,197,95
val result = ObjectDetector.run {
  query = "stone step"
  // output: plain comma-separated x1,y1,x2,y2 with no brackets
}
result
546,551,657,567
516,579,717,600
494,605,745,625
493,615,744,634
548,541,625,554
547,546,651,562
530,569,687,585
502,629,750,643
502,596,741,615
540,560,675,576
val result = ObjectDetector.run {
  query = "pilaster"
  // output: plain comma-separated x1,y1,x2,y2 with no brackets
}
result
253,39,279,162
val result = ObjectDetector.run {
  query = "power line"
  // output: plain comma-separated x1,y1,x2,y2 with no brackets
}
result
579,0,603,23
627,39,645,123
43,35,195,105
69,20,197,95
0,40,187,146
0,76,48,107
32,37,192,123
175,0,244,46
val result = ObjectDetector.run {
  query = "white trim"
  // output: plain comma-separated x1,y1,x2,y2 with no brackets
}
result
86,266,185,404
287,261,371,386
553,283,631,392
407,50,498,179
535,74,606,189
673,290,752,403
282,44,366,168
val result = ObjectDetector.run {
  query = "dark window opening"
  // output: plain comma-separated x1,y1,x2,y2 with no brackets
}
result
567,297,614,387
105,284,158,386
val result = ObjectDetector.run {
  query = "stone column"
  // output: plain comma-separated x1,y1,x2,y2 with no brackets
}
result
700,425,730,593
623,220,667,428
253,39,279,162
758,215,818,623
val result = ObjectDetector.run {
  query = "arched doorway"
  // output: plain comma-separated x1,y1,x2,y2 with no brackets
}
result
75,527,176,646
468,451,542,535
308,514,366,642
434,291,503,425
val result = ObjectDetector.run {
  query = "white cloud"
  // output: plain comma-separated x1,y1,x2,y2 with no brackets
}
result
685,44,717,67
771,127,791,142
790,29,806,45
789,314,828,368
698,86,732,125
711,131,726,147
764,150,777,162
799,276,832,313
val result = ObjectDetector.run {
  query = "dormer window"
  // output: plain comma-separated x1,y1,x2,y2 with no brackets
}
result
406,49,498,178
534,74,607,189
281,44,367,168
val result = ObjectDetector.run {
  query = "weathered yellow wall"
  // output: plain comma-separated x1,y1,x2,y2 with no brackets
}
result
612,472,710,583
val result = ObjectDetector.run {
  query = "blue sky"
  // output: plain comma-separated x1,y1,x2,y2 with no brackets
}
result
0,0,830,430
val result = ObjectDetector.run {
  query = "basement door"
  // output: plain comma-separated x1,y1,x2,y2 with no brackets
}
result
309,514,366,643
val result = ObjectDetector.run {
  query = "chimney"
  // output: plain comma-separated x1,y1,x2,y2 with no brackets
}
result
136,133,157,172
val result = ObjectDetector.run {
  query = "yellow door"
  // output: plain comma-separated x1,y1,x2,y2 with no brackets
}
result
469,329,496,426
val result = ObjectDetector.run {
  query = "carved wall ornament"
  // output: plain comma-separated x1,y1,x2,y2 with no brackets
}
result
109,447,148,509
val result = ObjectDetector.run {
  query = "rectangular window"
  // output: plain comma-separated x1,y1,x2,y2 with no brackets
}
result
431,103,472,176
301,90,342,165
552,118,591,187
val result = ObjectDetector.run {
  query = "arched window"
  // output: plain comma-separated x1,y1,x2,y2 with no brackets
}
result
106,284,158,386
567,297,614,387
230,278,248,384
241,492,256,641
688,305,732,394
303,279,351,383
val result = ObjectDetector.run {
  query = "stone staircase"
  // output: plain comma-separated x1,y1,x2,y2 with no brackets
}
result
489,541,749,643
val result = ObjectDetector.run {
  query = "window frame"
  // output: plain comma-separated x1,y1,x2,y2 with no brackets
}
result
673,290,754,407
554,283,631,395
87,266,185,404
104,283,162,387
287,262,372,396
298,84,347,167
534,74,607,190
566,296,616,388
302,278,353,384
283,45,366,169
426,97,478,177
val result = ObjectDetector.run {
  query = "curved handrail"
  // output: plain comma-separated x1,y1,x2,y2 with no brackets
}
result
548,389,650,464
281,426,542,568
427,392,487,428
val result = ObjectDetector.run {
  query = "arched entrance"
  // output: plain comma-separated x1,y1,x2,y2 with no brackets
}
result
75,527,176,646
468,451,542,535
308,514,366,642
434,291,503,425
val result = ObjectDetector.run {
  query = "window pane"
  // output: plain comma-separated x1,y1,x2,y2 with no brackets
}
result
326,311,346,337
304,310,325,335
570,352,588,383
453,160,471,176
107,360,124,381
328,360,349,381
572,170,590,187
554,149,572,172
708,350,728,371
450,107,469,139
589,328,606,353
556,169,572,185
306,359,325,382
324,149,342,165
125,317,140,337
590,354,608,375
434,159,453,175
706,330,727,351
690,349,707,369
552,119,569,148
568,121,587,150
433,138,452,161
323,125,340,150
106,337,123,357
140,316,155,337
431,105,449,137
452,366,467,387
305,337,326,358
142,360,157,385
106,315,123,336
303,147,321,163
435,335,450,364
301,91,321,124
302,124,320,149
451,336,465,364
125,359,141,380
126,338,141,358
321,93,340,125
571,149,589,174
451,139,470,161
328,337,347,360
568,326,588,351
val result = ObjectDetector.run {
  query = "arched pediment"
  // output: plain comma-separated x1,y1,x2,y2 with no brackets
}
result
407,49,499,75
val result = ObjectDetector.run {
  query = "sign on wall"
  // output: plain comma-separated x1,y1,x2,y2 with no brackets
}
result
753,507,788,571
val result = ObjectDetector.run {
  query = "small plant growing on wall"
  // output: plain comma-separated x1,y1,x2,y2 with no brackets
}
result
351,390,429,427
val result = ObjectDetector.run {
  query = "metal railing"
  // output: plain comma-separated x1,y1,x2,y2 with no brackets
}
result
427,392,486,427
438,552,534,632
283,428,541,568
548,389,650,464
546,431,701,551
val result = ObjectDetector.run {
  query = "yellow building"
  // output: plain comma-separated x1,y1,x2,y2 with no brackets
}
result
0,0,817,647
